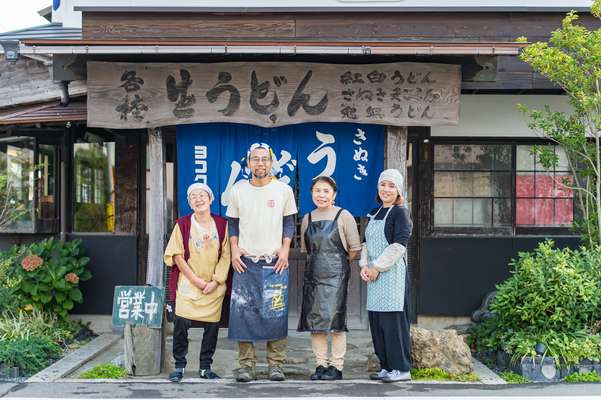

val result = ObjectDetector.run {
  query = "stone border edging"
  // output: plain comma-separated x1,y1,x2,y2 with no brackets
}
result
472,358,507,385
27,334,121,383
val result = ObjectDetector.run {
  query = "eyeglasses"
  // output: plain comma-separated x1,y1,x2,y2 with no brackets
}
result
189,193,210,200
249,156,271,163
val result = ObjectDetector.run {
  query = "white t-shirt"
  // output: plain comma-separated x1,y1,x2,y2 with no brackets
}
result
226,179,297,256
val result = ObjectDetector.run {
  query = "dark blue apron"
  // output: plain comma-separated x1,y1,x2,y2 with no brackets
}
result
228,256,289,341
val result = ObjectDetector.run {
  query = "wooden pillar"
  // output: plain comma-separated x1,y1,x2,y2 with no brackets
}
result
385,126,408,199
124,127,165,376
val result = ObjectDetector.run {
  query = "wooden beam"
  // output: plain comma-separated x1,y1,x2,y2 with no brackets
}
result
385,126,408,199
146,127,166,287
124,127,165,377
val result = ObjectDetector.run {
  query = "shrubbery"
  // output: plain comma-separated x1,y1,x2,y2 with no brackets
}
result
0,238,94,377
469,240,601,366
5,238,91,319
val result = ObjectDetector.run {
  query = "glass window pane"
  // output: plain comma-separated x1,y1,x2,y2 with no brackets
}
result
554,174,574,198
73,141,116,233
434,172,454,197
491,172,512,197
554,199,573,226
37,144,58,233
472,172,491,197
453,199,473,225
556,147,570,171
516,173,534,198
493,145,512,170
535,173,554,198
472,198,492,226
516,145,535,171
434,145,474,171
0,140,35,233
534,198,554,225
516,198,535,225
493,198,512,226
434,199,453,226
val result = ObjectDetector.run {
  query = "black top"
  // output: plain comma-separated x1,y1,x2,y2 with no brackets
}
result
368,205,413,247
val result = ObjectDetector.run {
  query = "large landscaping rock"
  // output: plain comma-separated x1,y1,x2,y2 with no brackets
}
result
410,327,473,375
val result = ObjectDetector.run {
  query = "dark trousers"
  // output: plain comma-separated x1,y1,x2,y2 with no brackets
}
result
368,309,412,372
173,315,219,370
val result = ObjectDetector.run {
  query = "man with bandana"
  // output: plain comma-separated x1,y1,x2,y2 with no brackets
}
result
226,143,297,382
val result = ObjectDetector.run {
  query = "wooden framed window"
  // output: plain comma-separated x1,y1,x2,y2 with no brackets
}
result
433,144,512,230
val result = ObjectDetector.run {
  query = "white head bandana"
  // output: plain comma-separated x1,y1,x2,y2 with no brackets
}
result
187,182,214,202
378,169,404,197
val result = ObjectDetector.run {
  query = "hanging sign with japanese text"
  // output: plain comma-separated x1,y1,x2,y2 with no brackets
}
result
176,122,384,217
111,286,164,328
87,61,461,129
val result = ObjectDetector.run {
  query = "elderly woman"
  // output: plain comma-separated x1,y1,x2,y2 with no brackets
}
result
164,183,231,382
298,176,361,381
359,169,413,383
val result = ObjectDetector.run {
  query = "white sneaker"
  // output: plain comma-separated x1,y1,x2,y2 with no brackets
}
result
369,369,389,380
382,370,411,382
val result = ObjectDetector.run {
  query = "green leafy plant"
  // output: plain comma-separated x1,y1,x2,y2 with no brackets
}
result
500,371,530,384
0,336,62,376
410,368,479,382
5,238,91,319
469,240,601,366
80,363,128,379
564,371,601,383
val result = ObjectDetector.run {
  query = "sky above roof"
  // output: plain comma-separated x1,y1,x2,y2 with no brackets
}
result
0,0,49,34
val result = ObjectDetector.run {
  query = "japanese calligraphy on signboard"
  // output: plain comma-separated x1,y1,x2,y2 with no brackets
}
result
88,61,461,129
112,286,164,328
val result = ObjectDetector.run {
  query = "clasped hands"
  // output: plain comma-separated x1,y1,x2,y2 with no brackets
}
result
360,266,380,282
192,276,219,294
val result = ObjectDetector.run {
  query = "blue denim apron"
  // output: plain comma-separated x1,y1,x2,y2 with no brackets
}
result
365,206,406,312
228,256,289,341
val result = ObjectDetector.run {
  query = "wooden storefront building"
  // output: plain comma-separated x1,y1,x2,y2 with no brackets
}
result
1,1,598,331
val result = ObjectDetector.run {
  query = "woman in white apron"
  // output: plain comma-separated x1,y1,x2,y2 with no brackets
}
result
359,169,413,383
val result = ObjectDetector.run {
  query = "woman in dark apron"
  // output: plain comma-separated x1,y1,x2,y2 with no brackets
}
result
298,176,361,381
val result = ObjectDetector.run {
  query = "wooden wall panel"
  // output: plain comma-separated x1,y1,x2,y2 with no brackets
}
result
83,12,295,40
83,11,600,42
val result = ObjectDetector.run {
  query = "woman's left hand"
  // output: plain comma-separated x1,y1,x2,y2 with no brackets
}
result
368,268,380,281
202,281,219,294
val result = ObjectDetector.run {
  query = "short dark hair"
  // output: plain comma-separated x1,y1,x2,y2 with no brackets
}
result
310,176,337,192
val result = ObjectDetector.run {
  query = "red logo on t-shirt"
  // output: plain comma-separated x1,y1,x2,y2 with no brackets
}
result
267,199,276,208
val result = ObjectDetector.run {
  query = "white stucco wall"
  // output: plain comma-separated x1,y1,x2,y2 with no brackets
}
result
431,94,572,138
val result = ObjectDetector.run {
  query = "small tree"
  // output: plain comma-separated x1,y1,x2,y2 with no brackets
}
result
517,1,601,246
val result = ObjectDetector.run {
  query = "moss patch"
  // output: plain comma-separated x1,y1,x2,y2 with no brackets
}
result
411,367,479,382
80,363,127,379
499,371,530,384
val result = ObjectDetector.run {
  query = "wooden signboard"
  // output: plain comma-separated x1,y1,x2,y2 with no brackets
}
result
88,61,461,129
112,285,164,328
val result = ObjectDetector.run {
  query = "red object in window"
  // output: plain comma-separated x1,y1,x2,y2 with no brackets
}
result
535,175,554,198
554,174,574,198
535,199,554,225
516,175,534,197
516,198,534,225
554,198,573,225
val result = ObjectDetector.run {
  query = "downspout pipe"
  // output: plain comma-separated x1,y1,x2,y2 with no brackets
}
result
59,80,70,106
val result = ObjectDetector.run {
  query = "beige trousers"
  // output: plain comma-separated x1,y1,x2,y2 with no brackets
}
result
311,332,347,370
238,338,287,368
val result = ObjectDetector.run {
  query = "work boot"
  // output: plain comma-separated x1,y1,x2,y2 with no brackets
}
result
268,365,286,381
234,366,256,383
168,368,184,383
310,365,328,380
321,365,342,381
199,369,220,379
